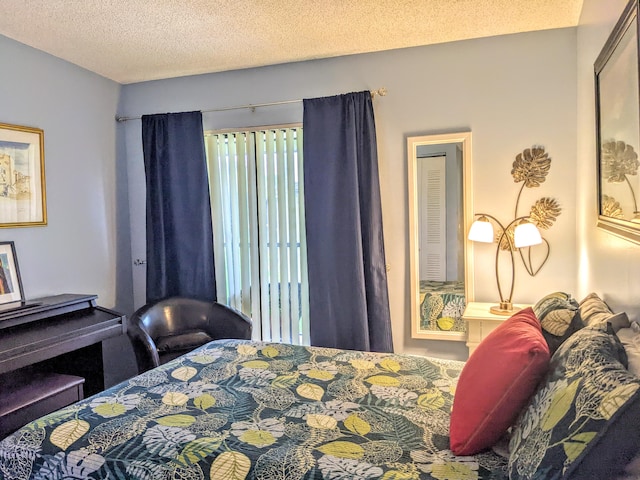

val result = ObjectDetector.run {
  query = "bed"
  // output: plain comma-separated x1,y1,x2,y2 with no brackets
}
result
419,280,466,333
0,339,508,479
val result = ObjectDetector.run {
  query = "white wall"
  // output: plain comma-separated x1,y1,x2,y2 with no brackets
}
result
0,35,134,384
121,28,578,360
577,0,640,319
0,35,125,305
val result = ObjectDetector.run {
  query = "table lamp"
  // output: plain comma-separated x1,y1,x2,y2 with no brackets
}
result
468,214,542,315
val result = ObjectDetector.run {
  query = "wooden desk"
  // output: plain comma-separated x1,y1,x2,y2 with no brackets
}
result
0,294,126,436
463,302,531,356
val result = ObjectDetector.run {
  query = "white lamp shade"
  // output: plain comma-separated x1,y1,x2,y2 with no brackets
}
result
514,222,542,248
468,218,494,243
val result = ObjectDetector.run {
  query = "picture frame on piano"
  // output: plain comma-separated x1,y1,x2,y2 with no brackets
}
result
0,241,25,308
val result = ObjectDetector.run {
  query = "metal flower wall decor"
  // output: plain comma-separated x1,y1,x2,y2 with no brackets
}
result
499,146,562,276
601,139,640,221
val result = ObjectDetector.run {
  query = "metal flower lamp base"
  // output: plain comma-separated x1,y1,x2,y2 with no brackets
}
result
490,301,520,316
469,214,541,316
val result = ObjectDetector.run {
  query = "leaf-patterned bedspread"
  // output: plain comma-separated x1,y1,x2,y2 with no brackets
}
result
0,340,507,479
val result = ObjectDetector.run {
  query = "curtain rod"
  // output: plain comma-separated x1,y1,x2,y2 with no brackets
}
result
115,87,387,123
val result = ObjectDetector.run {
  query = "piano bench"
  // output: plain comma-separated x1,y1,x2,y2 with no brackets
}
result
0,371,84,439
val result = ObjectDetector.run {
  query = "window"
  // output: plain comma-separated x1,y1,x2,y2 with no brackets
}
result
205,126,310,345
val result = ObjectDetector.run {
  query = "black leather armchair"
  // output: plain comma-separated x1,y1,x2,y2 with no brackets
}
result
127,297,252,373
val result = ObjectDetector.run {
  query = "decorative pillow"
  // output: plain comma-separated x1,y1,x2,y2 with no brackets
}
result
606,311,631,333
156,330,214,353
532,292,584,355
579,292,620,326
579,292,612,325
578,292,630,335
617,322,640,377
508,323,640,480
449,308,550,455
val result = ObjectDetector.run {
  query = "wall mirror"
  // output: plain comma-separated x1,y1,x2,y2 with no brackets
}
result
595,0,640,244
408,132,473,340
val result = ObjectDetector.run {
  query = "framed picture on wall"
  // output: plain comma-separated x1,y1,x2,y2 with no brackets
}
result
0,241,25,307
595,0,640,244
0,123,47,227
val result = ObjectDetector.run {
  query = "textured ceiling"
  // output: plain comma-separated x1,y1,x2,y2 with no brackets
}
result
0,0,584,84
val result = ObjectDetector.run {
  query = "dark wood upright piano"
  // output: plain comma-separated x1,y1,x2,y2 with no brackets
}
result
0,294,126,438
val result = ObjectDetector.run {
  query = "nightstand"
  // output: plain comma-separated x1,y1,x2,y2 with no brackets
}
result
463,302,532,357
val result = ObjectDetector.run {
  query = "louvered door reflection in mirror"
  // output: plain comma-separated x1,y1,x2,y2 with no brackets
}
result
408,132,473,340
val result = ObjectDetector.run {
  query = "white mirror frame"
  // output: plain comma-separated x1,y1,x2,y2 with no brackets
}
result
408,132,474,340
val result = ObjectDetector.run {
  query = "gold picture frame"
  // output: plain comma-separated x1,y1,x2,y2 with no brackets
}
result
595,0,640,244
0,123,47,227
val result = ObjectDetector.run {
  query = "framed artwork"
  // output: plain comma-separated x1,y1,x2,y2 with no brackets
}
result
595,0,640,244
0,123,47,227
0,241,25,307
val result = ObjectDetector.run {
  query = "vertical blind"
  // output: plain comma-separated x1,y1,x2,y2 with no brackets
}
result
205,127,310,345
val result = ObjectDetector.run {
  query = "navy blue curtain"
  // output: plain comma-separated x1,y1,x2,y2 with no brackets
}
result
303,91,393,352
141,111,216,304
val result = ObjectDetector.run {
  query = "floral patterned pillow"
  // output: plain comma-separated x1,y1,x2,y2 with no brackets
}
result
508,323,640,479
532,291,584,355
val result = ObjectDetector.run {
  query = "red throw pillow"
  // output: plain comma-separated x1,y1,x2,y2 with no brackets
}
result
449,307,550,455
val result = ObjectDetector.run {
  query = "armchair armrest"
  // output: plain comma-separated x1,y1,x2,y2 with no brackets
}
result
127,322,161,374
